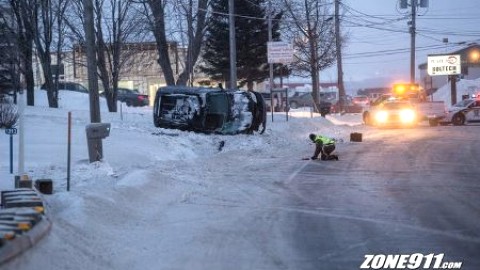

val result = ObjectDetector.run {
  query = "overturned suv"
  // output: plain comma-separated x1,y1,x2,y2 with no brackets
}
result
153,86,267,135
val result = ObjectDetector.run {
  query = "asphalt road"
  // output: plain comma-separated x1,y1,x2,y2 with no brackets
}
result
286,125,480,270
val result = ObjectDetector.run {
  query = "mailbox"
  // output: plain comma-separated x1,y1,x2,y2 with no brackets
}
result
86,123,111,139
86,123,111,162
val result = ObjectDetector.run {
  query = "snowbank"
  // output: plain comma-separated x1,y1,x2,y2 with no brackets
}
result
433,78,480,106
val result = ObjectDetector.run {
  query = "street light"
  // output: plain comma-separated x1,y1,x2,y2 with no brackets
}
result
469,50,480,63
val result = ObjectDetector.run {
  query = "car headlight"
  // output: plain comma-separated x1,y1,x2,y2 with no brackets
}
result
374,110,389,123
400,109,416,123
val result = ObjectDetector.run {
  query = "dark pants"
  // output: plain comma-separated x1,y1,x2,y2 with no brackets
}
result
313,143,336,160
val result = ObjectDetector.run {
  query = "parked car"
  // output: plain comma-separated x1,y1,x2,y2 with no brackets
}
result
331,99,363,113
352,95,370,107
40,82,88,93
261,92,287,112
153,86,267,135
116,88,149,107
287,92,332,116
288,93,314,109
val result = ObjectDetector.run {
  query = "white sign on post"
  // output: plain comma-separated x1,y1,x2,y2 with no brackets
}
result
427,54,461,76
267,41,294,64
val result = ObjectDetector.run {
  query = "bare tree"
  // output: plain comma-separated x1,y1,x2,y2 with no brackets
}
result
171,0,209,86
7,0,36,105
0,5,21,103
94,0,148,112
33,0,70,108
282,0,336,106
67,0,149,112
141,0,209,86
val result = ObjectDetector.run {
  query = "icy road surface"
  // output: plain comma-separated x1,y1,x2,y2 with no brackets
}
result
287,125,480,269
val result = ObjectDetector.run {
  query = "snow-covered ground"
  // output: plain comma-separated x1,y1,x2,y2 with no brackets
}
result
433,78,480,106
0,90,364,269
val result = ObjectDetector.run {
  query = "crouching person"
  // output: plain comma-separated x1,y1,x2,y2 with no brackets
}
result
309,133,339,161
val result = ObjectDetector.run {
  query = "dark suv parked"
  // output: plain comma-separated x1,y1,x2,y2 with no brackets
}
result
40,82,88,93
117,88,149,107
153,86,267,135
288,92,332,116
288,93,315,109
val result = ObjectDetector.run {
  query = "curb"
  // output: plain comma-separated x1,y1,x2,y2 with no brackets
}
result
0,189,52,266
0,217,52,265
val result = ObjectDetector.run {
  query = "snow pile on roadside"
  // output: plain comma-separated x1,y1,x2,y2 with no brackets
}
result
433,78,480,106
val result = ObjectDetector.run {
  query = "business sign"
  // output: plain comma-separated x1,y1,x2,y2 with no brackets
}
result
427,54,461,76
267,41,294,64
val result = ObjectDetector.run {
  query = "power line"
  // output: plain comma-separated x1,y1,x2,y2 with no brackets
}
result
342,44,455,59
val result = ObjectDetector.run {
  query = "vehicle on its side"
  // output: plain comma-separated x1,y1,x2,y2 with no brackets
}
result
116,88,149,107
40,82,89,93
363,83,446,126
441,98,480,126
153,86,267,135
367,100,418,127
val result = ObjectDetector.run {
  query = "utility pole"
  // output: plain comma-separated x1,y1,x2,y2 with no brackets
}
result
400,0,428,83
83,0,101,123
228,0,237,89
409,0,417,83
334,0,346,111
83,0,103,159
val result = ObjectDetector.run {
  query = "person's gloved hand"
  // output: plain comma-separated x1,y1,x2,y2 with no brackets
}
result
311,156,317,160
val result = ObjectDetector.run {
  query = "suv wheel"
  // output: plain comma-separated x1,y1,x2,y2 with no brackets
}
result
290,101,298,109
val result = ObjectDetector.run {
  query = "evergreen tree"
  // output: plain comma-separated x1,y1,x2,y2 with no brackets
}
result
201,0,283,90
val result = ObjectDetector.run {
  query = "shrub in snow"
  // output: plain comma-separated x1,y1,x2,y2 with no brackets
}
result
0,103,19,129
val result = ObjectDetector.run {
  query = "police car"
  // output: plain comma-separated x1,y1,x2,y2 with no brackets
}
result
442,98,480,126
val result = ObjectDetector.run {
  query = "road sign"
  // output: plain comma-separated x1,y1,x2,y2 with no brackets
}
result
267,41,294,64
5,128,17,135
427,54,461,76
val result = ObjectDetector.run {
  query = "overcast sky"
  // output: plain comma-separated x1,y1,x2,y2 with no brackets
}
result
322,0,480,83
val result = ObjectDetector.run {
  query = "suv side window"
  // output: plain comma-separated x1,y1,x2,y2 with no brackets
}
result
77,84,88,93
65,83,74,91
72,83,87,93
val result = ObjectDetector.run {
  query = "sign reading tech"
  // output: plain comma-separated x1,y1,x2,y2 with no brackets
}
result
427,54,461,76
